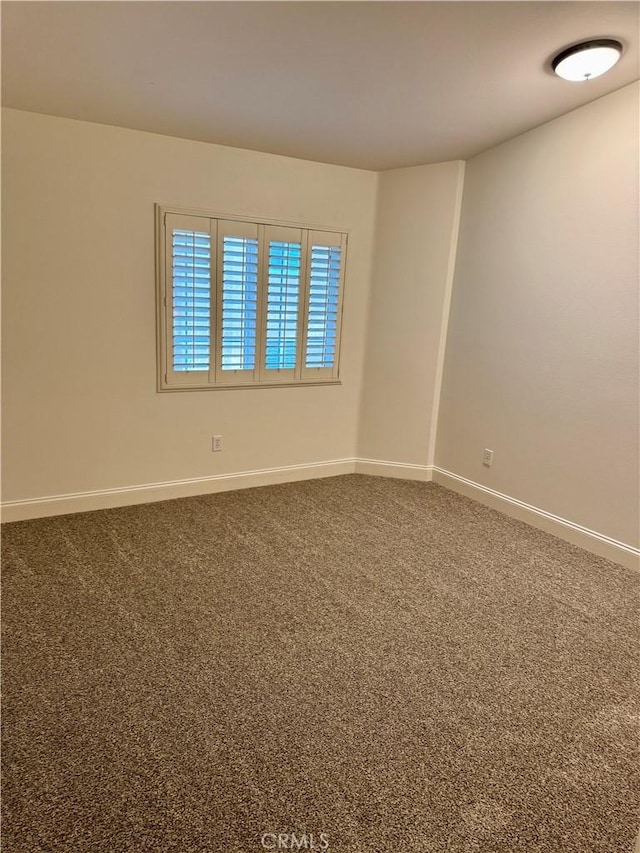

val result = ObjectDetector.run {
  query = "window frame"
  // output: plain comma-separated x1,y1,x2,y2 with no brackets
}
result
155,204,348,392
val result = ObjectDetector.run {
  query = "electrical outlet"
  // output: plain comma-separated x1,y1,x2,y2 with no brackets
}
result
482,448,494,467
212,435,223,452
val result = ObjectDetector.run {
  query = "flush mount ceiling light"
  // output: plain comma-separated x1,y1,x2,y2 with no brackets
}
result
552,39,623,82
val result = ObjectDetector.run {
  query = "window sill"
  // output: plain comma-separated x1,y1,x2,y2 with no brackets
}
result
158,379,342,393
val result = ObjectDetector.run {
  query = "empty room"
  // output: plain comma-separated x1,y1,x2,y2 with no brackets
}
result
2,2,639,851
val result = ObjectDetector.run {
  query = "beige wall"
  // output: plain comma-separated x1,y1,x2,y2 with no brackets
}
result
437,83,640,547
1,109,377,501
3,89,638,555
358,162,464,466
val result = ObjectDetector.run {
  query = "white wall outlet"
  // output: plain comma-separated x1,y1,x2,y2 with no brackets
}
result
482,448,494,467
212,435,223,452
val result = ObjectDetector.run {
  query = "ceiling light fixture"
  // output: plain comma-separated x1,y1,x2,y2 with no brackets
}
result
552,39,623,82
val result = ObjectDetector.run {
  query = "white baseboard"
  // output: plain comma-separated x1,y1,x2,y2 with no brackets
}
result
432,467,640,572
354,458,434,481
3,457,637,572
0,459,356,522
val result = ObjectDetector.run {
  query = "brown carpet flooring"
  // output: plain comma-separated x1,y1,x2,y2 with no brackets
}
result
2,474,639,852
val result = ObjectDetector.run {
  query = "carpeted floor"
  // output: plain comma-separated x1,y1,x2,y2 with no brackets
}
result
2,474,639,852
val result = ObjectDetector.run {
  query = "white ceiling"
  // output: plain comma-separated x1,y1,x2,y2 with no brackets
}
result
2,1,638,170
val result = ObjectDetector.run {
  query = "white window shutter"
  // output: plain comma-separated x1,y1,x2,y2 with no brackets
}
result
259,225,305,382
301,231,346,381
215,220,260,384
163,212,215,387
157,205,347,391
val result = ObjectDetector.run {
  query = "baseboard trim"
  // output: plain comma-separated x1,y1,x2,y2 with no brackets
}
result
432,467,640,572
354,458,434,481
1,459,357,522
4,458,637,571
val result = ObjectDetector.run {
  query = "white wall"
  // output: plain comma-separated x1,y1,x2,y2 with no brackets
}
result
437,83,640,548
357,162,464,469
1,109,377,506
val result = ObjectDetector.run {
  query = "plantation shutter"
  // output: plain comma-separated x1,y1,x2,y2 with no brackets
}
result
157,205,347,391
163,213,215,387
259,225,305,382
215,220,260,384
301,231,346,380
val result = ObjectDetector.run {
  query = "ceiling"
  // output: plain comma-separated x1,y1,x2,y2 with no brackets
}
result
2,1,638,171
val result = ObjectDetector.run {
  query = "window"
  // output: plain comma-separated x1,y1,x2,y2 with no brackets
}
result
156,206,347,391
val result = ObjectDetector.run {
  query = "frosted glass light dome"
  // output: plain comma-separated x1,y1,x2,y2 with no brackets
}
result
552,39,623,82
